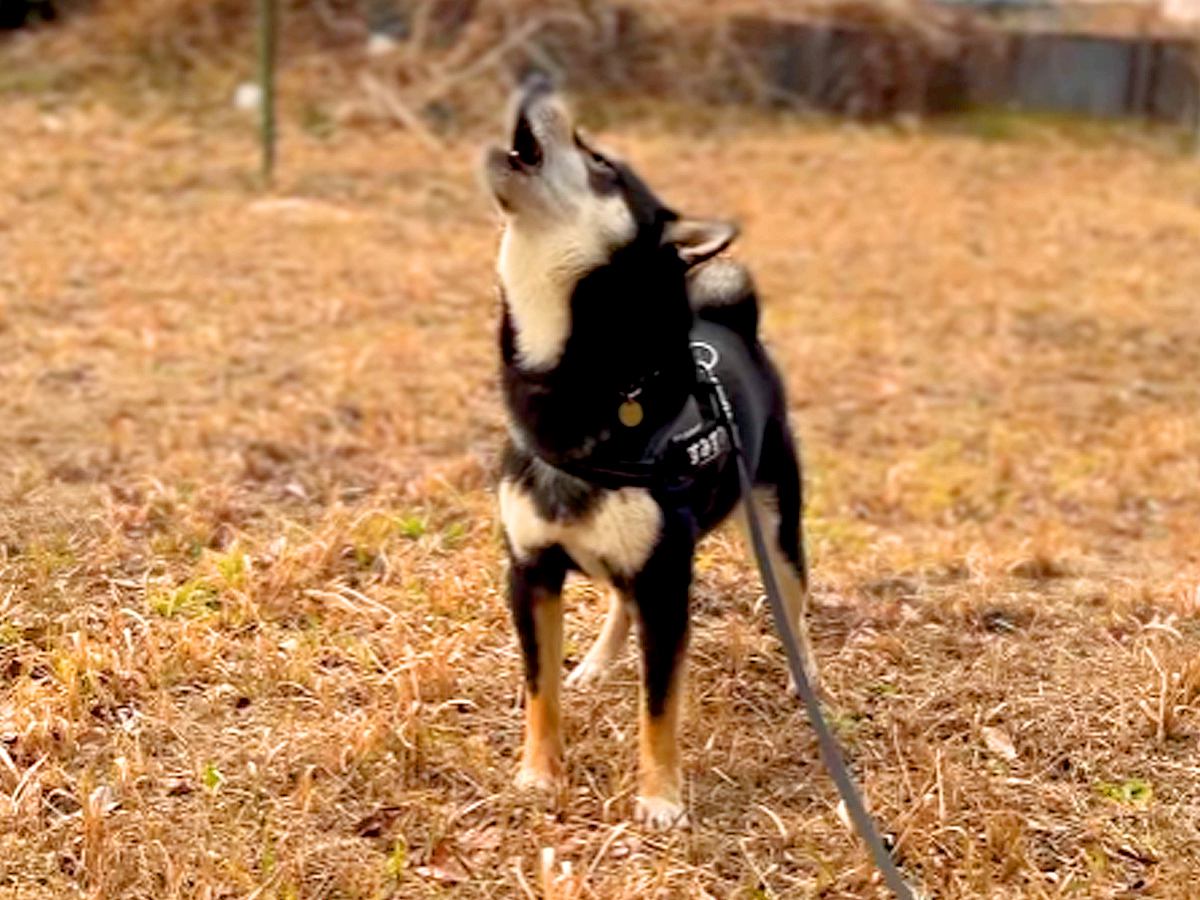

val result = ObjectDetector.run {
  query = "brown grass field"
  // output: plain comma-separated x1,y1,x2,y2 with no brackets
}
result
5,21,1200,900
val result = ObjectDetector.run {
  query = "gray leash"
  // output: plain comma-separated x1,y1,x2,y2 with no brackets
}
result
693,343,917,900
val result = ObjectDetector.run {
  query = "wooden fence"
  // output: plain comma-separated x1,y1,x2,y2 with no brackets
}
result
729,16,1199,124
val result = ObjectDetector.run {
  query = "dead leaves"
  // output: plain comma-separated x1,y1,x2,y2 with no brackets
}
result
981,725,1018,762
415,837,472,884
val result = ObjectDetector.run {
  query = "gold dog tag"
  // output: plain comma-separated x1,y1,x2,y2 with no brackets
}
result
618,400,644,428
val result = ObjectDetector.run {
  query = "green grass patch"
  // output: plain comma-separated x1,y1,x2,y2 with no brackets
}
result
150,578,220,618
806,517,873,557
385,836,408,878
212,548,248,588
440,521,467,549
0,621,21,647
0,64,77,97
201,761,223,792
1096,778,1153,807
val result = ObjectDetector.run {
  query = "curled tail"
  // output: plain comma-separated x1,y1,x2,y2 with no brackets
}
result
687,258,760,342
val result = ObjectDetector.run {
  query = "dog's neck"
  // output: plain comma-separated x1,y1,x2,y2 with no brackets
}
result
499,246,697,467
497,227,581,372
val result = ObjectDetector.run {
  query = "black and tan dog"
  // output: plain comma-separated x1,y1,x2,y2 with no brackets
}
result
482,78,814,829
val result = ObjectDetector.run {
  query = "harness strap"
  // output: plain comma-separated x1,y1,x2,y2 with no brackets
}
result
550,389,732,493
696,350,917,900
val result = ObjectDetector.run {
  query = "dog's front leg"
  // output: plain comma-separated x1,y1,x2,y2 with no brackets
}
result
631,534,692,829
508,548,568,793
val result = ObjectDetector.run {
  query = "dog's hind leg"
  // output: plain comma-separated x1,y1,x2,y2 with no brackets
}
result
746,420,819,696
630,529,692,829
567,587,631,688
509,547,569,793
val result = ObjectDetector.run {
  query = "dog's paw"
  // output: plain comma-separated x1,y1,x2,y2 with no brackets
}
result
565,654,611,688
634,795,689,830
514,759,561,794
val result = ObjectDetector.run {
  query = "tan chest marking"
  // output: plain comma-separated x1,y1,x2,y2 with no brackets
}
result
499,480,662,579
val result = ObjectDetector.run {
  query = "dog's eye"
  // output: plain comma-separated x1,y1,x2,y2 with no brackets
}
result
575,131,613,170
586,154,618,193
585,147,616,179
575,131,619,192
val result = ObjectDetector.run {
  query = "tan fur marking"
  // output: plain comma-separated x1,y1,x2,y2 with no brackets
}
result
688,258,752,309
636,658,687,829
741,489,819,694
515,589,563,791
499,480,662,579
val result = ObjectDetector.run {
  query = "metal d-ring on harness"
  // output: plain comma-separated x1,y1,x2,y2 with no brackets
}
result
691,340,918,900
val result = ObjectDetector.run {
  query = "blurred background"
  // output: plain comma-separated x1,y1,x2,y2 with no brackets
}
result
2,0,1199,135
3,2,1200,899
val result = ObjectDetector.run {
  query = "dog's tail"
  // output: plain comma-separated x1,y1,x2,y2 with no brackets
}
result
687,259,759,342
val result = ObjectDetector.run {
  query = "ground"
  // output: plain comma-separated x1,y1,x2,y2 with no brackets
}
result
3,61,1200,899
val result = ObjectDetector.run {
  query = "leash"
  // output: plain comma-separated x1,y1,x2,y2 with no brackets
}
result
693,342,917,900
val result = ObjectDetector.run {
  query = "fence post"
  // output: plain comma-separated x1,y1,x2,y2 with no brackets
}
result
259,0,278,184
1195,28,1200,152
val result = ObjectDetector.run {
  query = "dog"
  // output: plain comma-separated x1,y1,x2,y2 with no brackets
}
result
481,76,814,829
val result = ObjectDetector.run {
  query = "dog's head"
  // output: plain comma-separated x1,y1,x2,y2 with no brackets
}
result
482,77,738,369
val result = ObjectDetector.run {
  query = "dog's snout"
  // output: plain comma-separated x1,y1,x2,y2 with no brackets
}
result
508,73,571,162
517,71,555,104
513,73,562,134
486,74,581,216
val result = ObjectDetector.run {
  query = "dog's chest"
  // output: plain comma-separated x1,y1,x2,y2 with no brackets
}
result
499,479,662,579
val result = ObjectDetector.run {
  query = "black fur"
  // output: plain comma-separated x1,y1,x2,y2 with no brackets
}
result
758,416,809,587
500,441,599,523
507,542,570,690
629,514,692,718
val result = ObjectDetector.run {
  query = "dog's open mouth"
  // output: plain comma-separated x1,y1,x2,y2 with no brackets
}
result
508,111,542,171
484,76,561,207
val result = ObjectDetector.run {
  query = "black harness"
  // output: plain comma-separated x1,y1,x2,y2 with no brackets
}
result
552,365,730,493
548,323,756,501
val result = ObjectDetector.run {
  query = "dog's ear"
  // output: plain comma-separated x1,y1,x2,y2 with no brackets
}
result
662,219,738,268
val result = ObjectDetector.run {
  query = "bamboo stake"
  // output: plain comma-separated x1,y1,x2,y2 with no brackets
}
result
259,0,278,184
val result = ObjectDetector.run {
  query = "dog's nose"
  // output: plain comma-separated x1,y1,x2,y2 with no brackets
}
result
517,70,555,104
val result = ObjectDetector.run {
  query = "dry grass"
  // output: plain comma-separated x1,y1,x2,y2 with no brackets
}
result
5,33,1200,899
